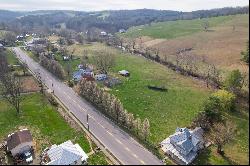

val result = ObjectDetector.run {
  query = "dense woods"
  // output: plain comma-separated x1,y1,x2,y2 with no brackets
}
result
0,6,248,34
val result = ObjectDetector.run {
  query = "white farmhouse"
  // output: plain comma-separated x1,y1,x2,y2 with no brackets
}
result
100,31,107,36
6,129,33,156
160,127,204,165
42,140,88,165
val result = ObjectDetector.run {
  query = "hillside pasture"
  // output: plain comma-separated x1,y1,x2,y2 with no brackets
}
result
122,15,235,39
146,14,249,76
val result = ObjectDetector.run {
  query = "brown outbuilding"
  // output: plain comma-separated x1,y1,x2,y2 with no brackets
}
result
6,129,33,156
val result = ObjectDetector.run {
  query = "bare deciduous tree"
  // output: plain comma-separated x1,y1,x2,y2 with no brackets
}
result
142,118,150,141
208,121,236,155
93,49,115,74
203,20,209,31
0,51,22,114
3,31,16,46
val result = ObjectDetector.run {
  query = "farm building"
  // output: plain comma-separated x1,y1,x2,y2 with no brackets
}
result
73,68,94,82
118,70,130,77
160,127,204,165
41,140,88,165
6,129,33,157
0,43,4,50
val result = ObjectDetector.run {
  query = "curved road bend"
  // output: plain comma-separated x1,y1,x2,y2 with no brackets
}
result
12,47,163,165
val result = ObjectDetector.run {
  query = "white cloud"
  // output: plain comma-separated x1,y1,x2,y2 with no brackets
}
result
0,0,248,11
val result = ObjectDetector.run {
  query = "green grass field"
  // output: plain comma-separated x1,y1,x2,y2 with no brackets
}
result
64,43,211,143
122,15,237,39
110,53,211,144
6,49,19,64
0,93,91,152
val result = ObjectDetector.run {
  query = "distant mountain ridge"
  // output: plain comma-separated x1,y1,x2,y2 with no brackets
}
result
0,6,248,33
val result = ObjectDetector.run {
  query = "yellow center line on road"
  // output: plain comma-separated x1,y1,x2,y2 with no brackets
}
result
107,131,113,136
140,160,146,165
133,153,138,158
125,147,131,152
115,138,123,145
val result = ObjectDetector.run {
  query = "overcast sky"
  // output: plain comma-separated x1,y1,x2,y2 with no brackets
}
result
0,0,248,12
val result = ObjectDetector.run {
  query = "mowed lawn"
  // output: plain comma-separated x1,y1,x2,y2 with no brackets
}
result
0,93,108,165
0,93,91,152
122,15,235,39
110,52,211,144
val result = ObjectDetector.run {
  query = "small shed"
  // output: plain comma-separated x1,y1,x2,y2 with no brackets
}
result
100,31,107,36
0,43,4,50
6,129,33,157
118,70,130,77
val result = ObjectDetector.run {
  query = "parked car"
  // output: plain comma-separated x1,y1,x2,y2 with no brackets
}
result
20,151,33,163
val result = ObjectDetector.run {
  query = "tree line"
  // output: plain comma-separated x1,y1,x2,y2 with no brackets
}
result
39,54,65,80
108,36,222,88
0,50,22,114
191,68,247,155
76,79,151,141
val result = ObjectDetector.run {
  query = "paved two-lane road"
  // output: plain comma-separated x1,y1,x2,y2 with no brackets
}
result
12,47,163,165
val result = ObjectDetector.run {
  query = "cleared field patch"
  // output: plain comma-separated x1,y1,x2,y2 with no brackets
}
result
47,35,60,42
20,76,41,93
67,42,111,56
122,15,235,39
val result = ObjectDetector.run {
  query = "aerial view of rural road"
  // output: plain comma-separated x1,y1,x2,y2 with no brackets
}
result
12,47,163,165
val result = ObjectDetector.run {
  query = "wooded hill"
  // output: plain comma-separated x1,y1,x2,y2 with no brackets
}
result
0,6,248,33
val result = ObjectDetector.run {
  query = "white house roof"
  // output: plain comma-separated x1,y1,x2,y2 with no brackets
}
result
170,128,194,155
46,140,88,165
161,138,197,165
161,127,204,165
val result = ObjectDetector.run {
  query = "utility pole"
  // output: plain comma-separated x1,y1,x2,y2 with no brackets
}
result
87,114,89,131
52,83,54,94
